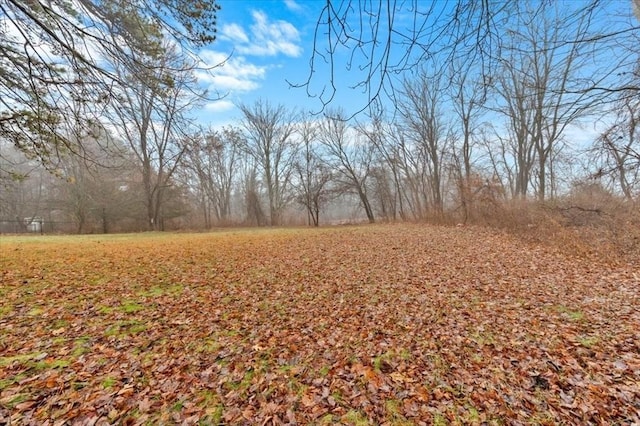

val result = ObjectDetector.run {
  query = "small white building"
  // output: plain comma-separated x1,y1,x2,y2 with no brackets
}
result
24,217,44,233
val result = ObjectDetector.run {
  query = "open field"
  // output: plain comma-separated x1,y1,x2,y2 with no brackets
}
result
1,225,638,425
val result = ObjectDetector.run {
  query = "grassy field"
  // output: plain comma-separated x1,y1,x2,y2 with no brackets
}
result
1,225,638,424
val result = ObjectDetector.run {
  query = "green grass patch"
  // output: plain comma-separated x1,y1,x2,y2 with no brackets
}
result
373,351,393,373
331,391,344,404
578,336,599,348
98,305,114,314
318,414,336,425
555,305,585,321
225,369,256,393
105,320,147,337
471,330,496,346
35,359,70,370
200,405,224,425
398,348,412,361
342,410,369,426
433,412,447,426
88,276,111,286
568,311,584,321
0,232,182,245
290,380,308,397
385,399,400,415
0,373,27,391
72,336,92,357
27,307,44,316
120,300,144,314
51,319,69,328
140,286,165,297
464,405,482,423
5,393,30,409
138,284,184,298
101,376,117,389
1,352,71,371
0,352,43,367
196,389,225,425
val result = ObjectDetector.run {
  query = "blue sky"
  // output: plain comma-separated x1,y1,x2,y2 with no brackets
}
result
196,0,329,127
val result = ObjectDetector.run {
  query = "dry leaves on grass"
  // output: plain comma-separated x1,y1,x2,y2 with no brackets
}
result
0,225,638,424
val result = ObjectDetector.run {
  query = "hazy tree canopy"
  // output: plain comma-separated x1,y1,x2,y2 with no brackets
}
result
0,0,220,169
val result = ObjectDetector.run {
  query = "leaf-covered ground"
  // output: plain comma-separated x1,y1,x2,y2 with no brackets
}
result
1,225,638,425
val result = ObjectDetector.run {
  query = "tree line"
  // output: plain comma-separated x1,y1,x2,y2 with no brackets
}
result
1,1,638,232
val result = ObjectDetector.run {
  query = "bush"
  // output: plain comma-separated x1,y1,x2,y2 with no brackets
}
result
450,181,639,264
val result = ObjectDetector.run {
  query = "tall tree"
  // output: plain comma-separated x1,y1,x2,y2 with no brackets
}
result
319,110,375,223
294,119,332,226
358,114,405,221
184,126,242,227
239,100,298,226
447,62,486,222
398,70,451,214
0,147,47,232
594,79,640,199
493,3,595,200
592,15,640,199
240,159,267,226
110,43,203,230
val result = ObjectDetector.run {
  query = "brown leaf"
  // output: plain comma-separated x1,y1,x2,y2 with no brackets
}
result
138,398,151,413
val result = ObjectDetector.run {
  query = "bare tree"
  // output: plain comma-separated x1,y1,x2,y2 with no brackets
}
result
110,44,202,230
398,70,451,214
591,20,640,200
51,146,139,233
445,61,487,222
363,119,432,221
593,83,640,199
492,3,597,200
239,100,298,226
294,119,332,226
319,110,375,223
368,164,397,222
184,127,242,227
241,160,267,226
357,114,407,221
0,147,47,232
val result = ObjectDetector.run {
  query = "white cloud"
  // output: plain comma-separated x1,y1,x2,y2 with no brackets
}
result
197,50,266,92
236,10,302,57
220,23,249,44
204,100,235,113
284,0,303,12
563,119,611,148
194,10,302,98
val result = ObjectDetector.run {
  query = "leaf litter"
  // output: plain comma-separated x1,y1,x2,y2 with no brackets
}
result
0,225,638,424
